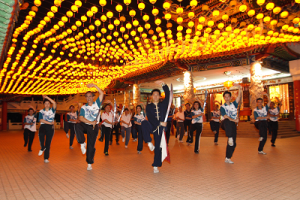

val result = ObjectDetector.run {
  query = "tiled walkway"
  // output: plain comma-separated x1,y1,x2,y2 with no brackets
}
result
0,130,299,200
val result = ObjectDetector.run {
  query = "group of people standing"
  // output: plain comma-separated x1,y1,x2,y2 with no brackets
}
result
22,82,281,172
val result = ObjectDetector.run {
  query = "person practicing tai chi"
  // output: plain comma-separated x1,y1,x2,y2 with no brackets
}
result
254,92,271,155
75,83,104,171
23,106,37,152
184,103,192,139
175,105,185,142
220,83,241,164
210,104,221,145
110,106,121,145
100,103,113,156
66,104,80,149
38,95,56,163
134,105,146,154
268,100,281,147
190,100,204,153
120,108,132,149
145,81,170,173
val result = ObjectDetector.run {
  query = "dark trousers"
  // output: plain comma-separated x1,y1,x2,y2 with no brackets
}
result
210,121,220,142
68,123,76,146
255,120,268,151
75,122,99,164
166,121,172,144
38,124,54,160
187,122,200,143
176,122,185,140
223,119,237,159
184,120,191,132
269,121,278,144
136,125,144,151
102,125,111,153
191,123,202,152
24,128,35,151
110,123,120,143
152,127,164,167
131,120,137,139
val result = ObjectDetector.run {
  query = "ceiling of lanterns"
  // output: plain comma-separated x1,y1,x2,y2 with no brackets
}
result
0,0,300,95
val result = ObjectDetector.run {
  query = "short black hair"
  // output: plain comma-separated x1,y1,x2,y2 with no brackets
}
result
151,89,161,95
256,98,263,102
223,91,231,97
69,105,74,109
136,105,142,110
43,99,51,104
124,108,129,111
85,91,95,97
185,103,190,106
104,104,111,108
193,101,202,110
28,108,34,112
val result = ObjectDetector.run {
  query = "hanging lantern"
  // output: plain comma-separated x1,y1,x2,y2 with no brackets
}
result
138,2,145,12
163,2,171,10
224,80,233,89
266,3,274,10
248,10,255,17
143,15,149,22
188,21,194,28
199,16,205,23
101,15,107,22
95,20,101,27
176,7,183,15
293,18,300,24
76,20,82,27
152,8,159,16
177,17,183,24
75,0,82,7
208,21,214,27
133,19,139,26
116,4,123,16
280,11,289,18
34,0,41,7
256,13,264,20
257,0,265,6
99,0,107,11
190,0,198,7
188,12,195,19
150,0,157,4
81,15,87,22
155,18,161,26
71,5,78,12
239,5,247,12
106,11,113,19
129,10,136,18
273,7,281,14
66,11,73,18
108,24,114,31
213,10,220,17
193,88,197,94
114,19,120,26
61,16,68,23
51,6,58,13
165,13,171,20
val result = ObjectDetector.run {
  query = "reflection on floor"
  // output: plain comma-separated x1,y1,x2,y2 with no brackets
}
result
0,130,300,200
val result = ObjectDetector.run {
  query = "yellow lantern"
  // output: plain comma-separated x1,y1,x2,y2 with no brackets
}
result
138,27,143,33
155,18,161,26
129,10,136,17
273,7,282,14
224,80,233,89
120,26,126,33
208,21,214,27
256,13,264,20
75,0,82,7
218,23,224,29
248,10,255,17
188,21,194,28
61,16,68,23
95,20,101,27
66,11,73,18
152,8,159,16
91,6,98,14
99,0,107,7
116,4,123,13
190,0,198,7
71,5,78,13
293,18,300,24
188,12,194,19
76,20,82,27
58,21,64,27
114,19,120,26
280,11,289,18
89,25,95,31
270,20,277,26
199,16,205,23
149,0,156,4
126,23,132,29
107,11,113,19
145,23,151,30
176,7,183,15
47,12,54,18
163,2,171,10
51,6,58,13
257,0,265,6
101,15,107,22
108,24,114,31
138,2,145,11
34,0,41,7
266,3,274,10
165,13,171,20
81,15,87,22
177,17,183,24
222,14,229,21
239,5,247,12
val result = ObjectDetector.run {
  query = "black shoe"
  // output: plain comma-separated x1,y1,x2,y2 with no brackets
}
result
24,143,27,147
116,142,120,145
194,151,199,154
104,152,109,156
271,144,276,147
98,138,103,142
28,150,32,152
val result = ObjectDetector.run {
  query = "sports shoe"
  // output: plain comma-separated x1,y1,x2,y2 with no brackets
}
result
228,137,234,146
69,146,73,149
125,145,128,149
98,137,103,142
214,142,218,145
137,151,142,154
153,167,159,173
122,137,125,142
87,164,92,171
116,142,120,145
195,151,199,154
133,139,137,142
104,152,109,156
66,134,69,139
80,143,86,154
259,137,263,141
148,142,155,151
38,148,46,156
271,144,276,147
44,159,49,163
258,151,267,155
179,140,183,143
28,150,32,152
225,158,234,164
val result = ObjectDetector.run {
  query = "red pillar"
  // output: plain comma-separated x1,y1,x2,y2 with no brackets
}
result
294,80,300,131
60,114,64,129
2,101,7,131
22,111,28,129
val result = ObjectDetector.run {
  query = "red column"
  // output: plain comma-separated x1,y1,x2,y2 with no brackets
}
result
2,101,7,131
294,80,300,131
60,114,64,129
22,113,25,129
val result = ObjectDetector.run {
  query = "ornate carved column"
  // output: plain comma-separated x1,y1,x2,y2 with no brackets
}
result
183,71,195,103
133,83,140,106
249,62,264,121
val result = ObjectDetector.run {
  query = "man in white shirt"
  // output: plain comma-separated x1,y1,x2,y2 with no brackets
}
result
23,107,37,152
101,104,113,156
120,108,132,148
268,101,281,147
175,106,185,142
75,83,104,171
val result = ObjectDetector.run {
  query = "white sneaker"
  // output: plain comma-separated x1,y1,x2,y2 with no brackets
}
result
228,137,234,146
133,139,137,142
122,137,125,142
137,151,141,154
125,145,128,149
69,146,73,149
87,164,92,171
66,134,69,139
80,143,86,154
148,142,155,151
153,167,159,173
44,159,49,163
258,151,267,155
38,148,45,156
179,140,183,143
259,137,263,141
225,158,234,164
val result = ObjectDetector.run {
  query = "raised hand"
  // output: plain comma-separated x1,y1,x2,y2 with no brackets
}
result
86,83,96,88
42,95,48,99
154,80,164,86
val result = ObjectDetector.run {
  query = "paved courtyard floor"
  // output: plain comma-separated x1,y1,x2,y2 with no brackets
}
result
0,130,299,200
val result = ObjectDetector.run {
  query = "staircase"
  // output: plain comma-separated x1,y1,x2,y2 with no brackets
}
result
200,120,300,138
